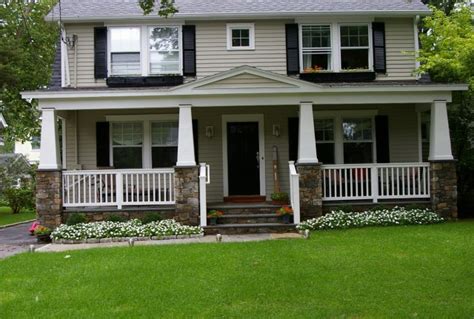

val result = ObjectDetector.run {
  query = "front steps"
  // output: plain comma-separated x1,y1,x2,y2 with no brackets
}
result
204,203,297,235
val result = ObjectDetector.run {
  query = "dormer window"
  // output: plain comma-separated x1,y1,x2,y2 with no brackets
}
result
227,23,255,50
302,25,332,72
109,27,141,76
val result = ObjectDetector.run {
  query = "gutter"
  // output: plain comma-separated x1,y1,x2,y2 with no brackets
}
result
47,10,432,23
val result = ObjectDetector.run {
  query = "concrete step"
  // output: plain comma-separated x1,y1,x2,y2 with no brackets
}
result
217,214,281,224
204,223,297,235
207,203,282,216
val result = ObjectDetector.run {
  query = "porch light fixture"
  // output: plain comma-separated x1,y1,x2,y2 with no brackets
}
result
205,126,214,139
273,124,281,137
64,34,78,49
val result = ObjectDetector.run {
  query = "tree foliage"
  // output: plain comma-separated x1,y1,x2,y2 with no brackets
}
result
422,0,469,15
418,6,474,215
138,0,178,16
0,0,58,143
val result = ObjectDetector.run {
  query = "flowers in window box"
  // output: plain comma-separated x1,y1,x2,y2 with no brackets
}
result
303,65,323,73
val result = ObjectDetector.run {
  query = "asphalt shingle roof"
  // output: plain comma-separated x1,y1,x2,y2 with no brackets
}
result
48,0,430,20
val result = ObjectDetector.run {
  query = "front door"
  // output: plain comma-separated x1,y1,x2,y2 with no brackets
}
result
227,122,260,195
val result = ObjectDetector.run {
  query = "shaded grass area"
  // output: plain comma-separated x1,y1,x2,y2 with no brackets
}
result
1,222,473,318
0,207,36,226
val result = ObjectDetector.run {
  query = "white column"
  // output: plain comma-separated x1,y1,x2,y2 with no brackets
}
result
176,105,196,167
429,100,453,161
298,102,318,164
39,108,61,170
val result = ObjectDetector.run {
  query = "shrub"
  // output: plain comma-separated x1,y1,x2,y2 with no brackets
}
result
3,187,34,214
51,219,203,241
271,192,289,202
106,214,127,223
333,204,353,213
141,213,162,224
297,207,444,231
66,213,87,226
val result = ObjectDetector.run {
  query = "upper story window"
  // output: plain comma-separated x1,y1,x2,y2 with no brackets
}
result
340,25,370,70
227,23,255,50
109,27,141,76
149,26,181,75
300,23,372,73
302,25,332,72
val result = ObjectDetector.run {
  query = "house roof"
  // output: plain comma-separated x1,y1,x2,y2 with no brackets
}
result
48,0,430,21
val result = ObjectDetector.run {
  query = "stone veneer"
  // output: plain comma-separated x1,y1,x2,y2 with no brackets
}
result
430,160,458,219
174,166,199,225
36,170,62,229
297,163,323,219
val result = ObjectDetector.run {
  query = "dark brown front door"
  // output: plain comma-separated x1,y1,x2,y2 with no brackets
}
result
227,122,260,195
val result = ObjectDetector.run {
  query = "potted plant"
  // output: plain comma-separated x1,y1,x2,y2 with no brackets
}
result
276,206,293,224
34,225,52,243
207,210,224,225
271,192,289,205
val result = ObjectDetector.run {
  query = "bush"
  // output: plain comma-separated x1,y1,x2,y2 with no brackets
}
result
271,192,289,202
333,204,353,214
106,214,127,223
3,187,34,214
297,207,444,231
141,213,162,224
51,219,203,241
66,213,87,226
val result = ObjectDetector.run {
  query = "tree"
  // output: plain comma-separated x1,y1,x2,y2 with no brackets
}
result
138,0,178,16
422,0,469,15
0,0,58,144
418,6,474,216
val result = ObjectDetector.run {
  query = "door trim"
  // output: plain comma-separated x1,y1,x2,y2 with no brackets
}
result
222,114,266,197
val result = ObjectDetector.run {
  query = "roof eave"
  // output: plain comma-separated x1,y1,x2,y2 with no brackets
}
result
46,10,432,23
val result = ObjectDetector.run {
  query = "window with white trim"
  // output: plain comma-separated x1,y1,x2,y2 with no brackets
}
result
109,27,141,76
151,121,178,168
149,26,181,75
314,119,335,164
111,122,143,168
340,25,370,70
227,24,255,50
302,25,332,72
342,118,374,163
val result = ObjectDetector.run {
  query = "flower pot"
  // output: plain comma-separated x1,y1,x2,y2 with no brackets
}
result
208,217,219,225
36,234,52,243
279,215,293,224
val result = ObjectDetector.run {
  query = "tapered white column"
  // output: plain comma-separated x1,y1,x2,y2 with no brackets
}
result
176,105,196,167
39,108,61,170
298,102,319,164
429,100,453,161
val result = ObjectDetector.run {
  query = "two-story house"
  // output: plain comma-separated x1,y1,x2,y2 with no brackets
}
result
23,0,467,232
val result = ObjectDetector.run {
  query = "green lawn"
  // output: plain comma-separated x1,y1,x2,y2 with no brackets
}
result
0,207,36,226
1,222,473,318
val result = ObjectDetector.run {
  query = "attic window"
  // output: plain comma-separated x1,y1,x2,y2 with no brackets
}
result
227,23,255,50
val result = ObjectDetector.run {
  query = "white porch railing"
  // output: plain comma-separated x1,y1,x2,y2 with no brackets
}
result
289,161,301,224
321,163,430,202
62,169,175,209
199,163,211,226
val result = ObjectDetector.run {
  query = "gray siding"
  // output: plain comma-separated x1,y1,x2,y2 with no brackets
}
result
64,18,418,87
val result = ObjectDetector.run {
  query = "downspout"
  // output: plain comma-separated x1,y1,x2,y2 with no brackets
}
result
414,15,421,80
74,36,78,88
61,27,71,87
75,110,79,168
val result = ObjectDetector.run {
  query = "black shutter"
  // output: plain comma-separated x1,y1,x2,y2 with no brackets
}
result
285,24,300,75
288,118,299,162
94,27,108,79
192,119,199,163
182,25,196,76
96,122,110,167
372,23,386,74
375,115,390,163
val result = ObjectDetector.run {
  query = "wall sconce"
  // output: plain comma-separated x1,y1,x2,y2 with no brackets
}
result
205,126,214,139
63,34,78,49
272,124,281,137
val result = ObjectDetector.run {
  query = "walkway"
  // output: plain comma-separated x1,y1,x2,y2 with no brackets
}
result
0,222,39,259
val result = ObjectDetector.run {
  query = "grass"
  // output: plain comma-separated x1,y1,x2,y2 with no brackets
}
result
1,221,473,318
0,207,36,226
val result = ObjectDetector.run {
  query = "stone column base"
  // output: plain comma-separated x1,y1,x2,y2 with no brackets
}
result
174,166,199,225
36,170,63,229
297,163,323,220
430,160,457,219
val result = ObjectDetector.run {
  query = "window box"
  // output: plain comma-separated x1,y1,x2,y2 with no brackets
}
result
106,76,184,88
299,71,376,83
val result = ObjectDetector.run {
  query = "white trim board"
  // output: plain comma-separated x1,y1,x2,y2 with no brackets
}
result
222,114,266,197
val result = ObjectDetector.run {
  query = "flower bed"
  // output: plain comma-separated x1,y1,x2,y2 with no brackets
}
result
51,219,203,244
297,207,444,231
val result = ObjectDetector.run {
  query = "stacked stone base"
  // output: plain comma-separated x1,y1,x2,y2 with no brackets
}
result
174,166,199,225
36,170,62,229
430,160,458,219
297,163,323,220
